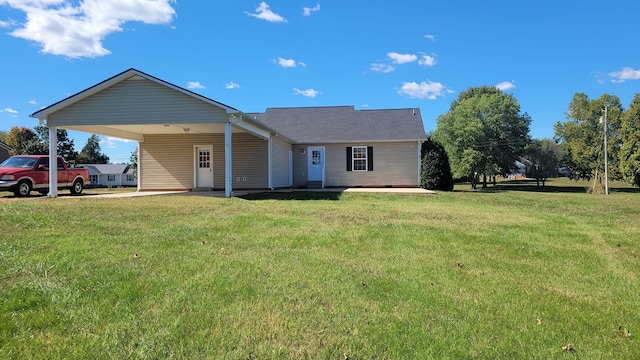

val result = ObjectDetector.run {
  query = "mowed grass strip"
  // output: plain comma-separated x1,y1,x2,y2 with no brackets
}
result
1,180,638,359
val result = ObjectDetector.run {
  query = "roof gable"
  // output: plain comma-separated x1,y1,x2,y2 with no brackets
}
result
31,68,239,120
251,106,426,143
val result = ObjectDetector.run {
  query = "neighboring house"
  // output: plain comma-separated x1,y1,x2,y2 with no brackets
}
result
80,164,137,187
30,68,427,197
0,141,13,163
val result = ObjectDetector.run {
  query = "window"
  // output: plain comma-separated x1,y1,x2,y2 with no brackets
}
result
90,175,98,184
126,174,134,182
107,175,116,182
346,146,374,172
352,146,367,171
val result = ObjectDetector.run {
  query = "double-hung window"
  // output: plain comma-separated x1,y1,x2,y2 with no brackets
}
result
346,146,373,172
352,146,368,171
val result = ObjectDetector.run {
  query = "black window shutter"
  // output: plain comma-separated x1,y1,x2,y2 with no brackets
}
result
367,146,374,171
346,147,352,171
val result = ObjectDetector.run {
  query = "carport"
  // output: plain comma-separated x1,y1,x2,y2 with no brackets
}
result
30,68,281,198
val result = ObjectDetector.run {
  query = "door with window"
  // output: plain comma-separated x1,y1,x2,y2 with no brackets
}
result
195,146,213,188
307,147,324,184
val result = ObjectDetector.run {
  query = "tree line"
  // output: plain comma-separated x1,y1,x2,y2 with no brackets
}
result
0,126,110,164
421,86,640,191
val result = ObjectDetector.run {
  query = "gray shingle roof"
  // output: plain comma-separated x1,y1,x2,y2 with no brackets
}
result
250,106,426,143
79,164,129,175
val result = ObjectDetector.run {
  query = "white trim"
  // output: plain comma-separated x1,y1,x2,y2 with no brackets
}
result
224,122,232,198
417,141,423,185
136,143,141,191
268,137,273,189
288,151,293,186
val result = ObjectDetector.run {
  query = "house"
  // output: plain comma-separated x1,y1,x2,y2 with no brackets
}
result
0,141,13,163
30,68,427,198
80,163,137,187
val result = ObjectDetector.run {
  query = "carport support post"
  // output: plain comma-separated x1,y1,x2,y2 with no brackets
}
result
48,126,58,198
224,121,232,198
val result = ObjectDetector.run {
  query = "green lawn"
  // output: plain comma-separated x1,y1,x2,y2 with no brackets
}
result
1,179,638,359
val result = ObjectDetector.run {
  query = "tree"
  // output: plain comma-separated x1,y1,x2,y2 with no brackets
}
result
129,147,138,179
34,125,78,160
76,134,109,164
0,130,7,144
420,137,454,191
4,126,47,155
433,86,531,189
619,93,640,187
523,138,559,186
554,93,623,193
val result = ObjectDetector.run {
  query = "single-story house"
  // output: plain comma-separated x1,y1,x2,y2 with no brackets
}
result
30,68,427,198
0,141,13,163
80,163,137,187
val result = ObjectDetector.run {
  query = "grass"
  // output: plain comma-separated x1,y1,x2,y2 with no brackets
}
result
1,179,638,359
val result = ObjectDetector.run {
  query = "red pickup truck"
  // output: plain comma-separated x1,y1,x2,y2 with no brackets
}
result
0,155,91,197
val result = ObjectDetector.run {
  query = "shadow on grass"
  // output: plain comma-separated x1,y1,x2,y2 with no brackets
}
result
238,191,344,201
457,179,640,194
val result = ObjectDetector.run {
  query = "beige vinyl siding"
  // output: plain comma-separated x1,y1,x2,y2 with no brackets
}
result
292,145,308,188
230,133,269,189
47,77,229,126
271,137,292,188
292,142,419,187
140,133,269,191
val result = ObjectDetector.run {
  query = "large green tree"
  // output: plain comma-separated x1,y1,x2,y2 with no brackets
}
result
523,138,560,186
619,93,640,187
5,126,47,155
554,93,623,193
34,125,78,160
433,86,531,188
76,134,109,164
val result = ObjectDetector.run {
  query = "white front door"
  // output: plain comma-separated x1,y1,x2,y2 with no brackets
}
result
308,147,324,184
195,146,213,188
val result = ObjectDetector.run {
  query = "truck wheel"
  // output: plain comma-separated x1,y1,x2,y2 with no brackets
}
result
14,180,32,197
70,179,84,195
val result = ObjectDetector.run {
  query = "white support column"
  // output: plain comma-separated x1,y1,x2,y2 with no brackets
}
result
224,122,232,198
136,143,141,192
268,137,273,189
48,126,58,198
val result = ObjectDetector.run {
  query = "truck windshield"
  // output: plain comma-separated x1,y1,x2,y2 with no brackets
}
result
0,156,38,168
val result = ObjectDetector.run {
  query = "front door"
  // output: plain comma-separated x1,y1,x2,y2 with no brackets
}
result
195,146,213,188
307,147,324,185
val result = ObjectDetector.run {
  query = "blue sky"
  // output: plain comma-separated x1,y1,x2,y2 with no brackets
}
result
1,1,639,163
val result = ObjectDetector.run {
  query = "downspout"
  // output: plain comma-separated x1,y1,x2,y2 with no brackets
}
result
48,125,58,198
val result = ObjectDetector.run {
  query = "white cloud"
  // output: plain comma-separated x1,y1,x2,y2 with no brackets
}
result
609,67,640,83
3,0,176,58
293,88,319,98
418,53,436,67
245,2,287,23
28,99,37,104
495,81,516,91
387,52,417,64
277,57,296,68
397,80,451,100
425,34,435,41
302,4,320,16
225,81,240,90
1,107,19,116
370,63,394,73
0,18,17,28
187,81,205,89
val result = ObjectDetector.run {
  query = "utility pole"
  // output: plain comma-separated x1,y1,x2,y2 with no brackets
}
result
603,103,609,195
